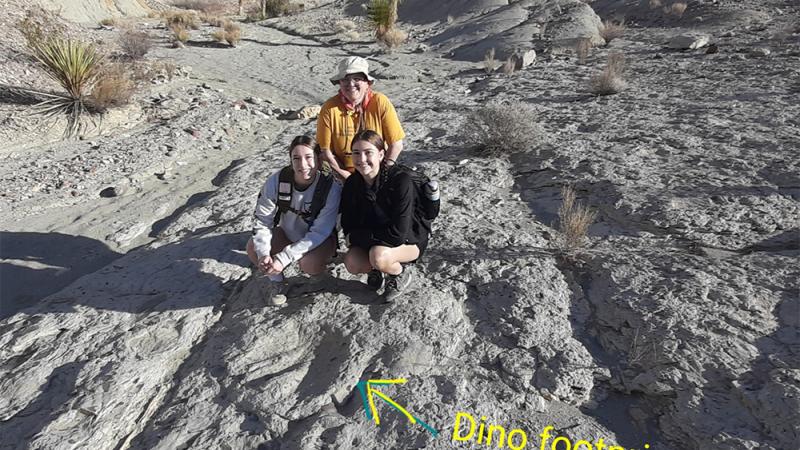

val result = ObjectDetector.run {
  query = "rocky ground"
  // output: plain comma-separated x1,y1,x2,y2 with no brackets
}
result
1,0,798,449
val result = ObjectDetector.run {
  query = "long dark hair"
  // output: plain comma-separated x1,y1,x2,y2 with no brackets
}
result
351,130,390,184
288,135,321,158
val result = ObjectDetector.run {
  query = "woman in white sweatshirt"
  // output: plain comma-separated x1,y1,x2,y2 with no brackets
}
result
246,135,342,289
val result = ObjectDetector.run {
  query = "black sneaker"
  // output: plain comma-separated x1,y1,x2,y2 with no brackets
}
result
381,267,414,303
366,269,384,291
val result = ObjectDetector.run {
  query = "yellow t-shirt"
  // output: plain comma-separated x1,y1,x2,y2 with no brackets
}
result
316,91,405,172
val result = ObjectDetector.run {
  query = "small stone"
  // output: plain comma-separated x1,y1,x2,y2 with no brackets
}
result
706,43,719,54
246,96,264,105
750,47,771,57
667,34,711,50
270,294,287,306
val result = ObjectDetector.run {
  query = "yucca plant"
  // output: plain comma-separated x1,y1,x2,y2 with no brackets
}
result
29,38,102,137
367,0,400,38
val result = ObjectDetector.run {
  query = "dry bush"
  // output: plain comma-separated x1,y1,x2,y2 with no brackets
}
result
461,102,545,156
649,0,662,8
483,47,496,73
590,52,626,95
210,29,225,42
379,27,407,49
343,30,360,41
262,0,290,17
223,21,241,46
501,56,516,75
170,24,190,46
202,14,225,27
119,30,152,59
665,2,687,17
163,11,199,29
335,19,356,34
17,7,68,48
99,18,117,27
557,185,596,252
86,64,134,112
598,19,625,45
575,37,592,64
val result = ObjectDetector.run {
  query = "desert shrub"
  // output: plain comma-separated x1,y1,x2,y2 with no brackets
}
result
598,19,625,45
119,30,152,59
99,18,117,27
461,102,544,156
262,0,289,17
211,29,225,42
379,27,407,49
575,37,591,64
86,63,134,112
343,30,360,41
556,185,596,251
483,47,496,73
163,11,199,29
170,24,190,45
335,19,356,34
17,7,67,48
202,14,225,26
29,38,102,137
665,2,687,17
590,52,626,95
367,0,394,37
223,21,241,46
501,56,516,75
649,0,662,8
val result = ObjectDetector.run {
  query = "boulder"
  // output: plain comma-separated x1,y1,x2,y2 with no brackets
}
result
667,33,711,50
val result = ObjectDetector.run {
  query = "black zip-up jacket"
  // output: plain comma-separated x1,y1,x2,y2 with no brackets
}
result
340,165,430,255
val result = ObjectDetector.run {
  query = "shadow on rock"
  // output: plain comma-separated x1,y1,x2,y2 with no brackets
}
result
0,232,123,319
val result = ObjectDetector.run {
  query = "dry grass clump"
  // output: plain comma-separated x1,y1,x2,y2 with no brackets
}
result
335,19,357,34
590,52,626,95
201,14,226,27
170,24,191,46
461,102,544,156
665,2,687,18
119,30,152,59
99,18,117,27
483,47,497,73
649,0,662,9
379,27,407,49
213,21,241,46
86,63,134,112
575,37,592,64
163,11,199,29
598,19,625,45
501,56,516,75
557,185,596,252
343,30,360,41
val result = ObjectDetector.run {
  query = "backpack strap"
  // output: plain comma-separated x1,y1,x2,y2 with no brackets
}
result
307,172,334,226
274,166,294,227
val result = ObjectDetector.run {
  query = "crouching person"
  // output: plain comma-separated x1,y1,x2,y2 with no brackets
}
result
247,135,342,305
340,130,431,302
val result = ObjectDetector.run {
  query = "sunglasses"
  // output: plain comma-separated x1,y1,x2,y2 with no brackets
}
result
339,75,368,84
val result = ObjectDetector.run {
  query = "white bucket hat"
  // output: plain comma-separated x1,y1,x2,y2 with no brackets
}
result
329,56,376,85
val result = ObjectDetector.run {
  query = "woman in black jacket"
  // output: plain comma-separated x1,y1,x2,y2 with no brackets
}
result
340,130,430,302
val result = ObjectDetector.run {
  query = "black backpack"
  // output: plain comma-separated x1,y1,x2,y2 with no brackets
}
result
393,164,440,221
273,166,335,227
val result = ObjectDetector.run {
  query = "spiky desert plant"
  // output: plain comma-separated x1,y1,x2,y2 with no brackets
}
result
483,47,497,73
598,19,625,45
367,0,393,38
590,52,626,95
29,38,102,137
557,185,596,252
461,102,545,156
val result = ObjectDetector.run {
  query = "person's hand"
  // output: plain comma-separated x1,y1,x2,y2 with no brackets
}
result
258,255,272,273
266,259,285,275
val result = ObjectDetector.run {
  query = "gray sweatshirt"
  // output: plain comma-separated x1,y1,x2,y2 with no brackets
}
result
252,170,342,267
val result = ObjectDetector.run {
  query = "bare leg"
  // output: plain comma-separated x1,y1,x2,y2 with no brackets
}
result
344,246,373,275
369,244,420,275
298,235,337,275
